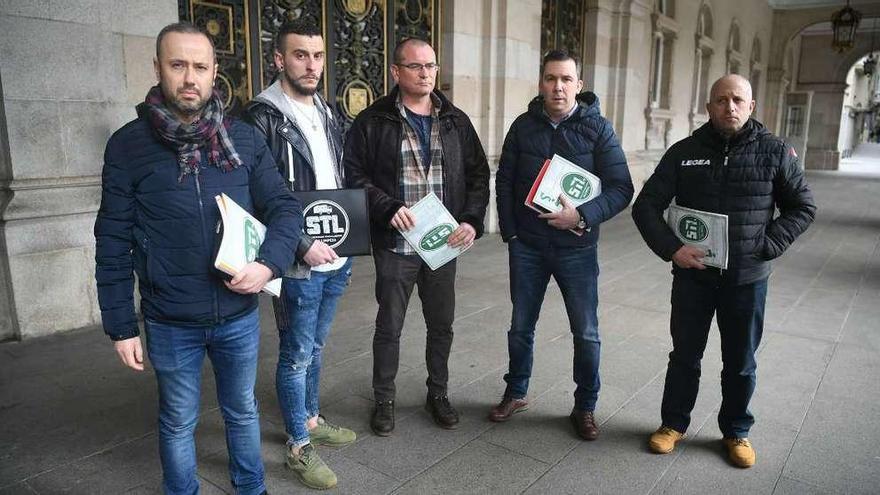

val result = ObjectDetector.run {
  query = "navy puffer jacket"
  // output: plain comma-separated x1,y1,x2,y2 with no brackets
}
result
496,92,634,248
95,117,302,341
632,119,816,285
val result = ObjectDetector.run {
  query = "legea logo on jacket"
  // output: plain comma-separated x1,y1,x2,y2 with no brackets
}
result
681,159,711,167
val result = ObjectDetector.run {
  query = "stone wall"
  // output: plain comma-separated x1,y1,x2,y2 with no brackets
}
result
441,0,543,235
0,0,178,339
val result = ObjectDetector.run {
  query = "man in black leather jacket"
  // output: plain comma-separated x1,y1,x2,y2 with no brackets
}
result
632,74,816,468
242,20,354,490
344,38,490,437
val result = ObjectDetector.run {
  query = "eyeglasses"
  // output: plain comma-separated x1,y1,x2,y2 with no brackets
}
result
397,62,439,71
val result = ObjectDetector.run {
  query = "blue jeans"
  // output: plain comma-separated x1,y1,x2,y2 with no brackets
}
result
503,239,601,411
274,259,352,447
145,308,265,495
661,275,768,438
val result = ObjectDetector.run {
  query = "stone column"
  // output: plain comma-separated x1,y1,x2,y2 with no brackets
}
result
764,67,790,136
800,82,847,170
440,0,542,233
0,1,178,339
583,0,651,150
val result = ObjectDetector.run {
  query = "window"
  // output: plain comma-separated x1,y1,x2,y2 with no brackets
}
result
645,0,678,149
690,3,714,132
727,20,744,74
749,37,763,105
648,0,678,109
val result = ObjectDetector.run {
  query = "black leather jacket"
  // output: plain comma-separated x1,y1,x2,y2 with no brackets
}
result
343,87,490,249
242,85,345,269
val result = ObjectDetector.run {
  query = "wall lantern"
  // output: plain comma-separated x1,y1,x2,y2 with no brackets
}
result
832,1,862,53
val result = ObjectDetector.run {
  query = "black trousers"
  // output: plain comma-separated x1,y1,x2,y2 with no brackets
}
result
372,249,456,401
661,274,768,438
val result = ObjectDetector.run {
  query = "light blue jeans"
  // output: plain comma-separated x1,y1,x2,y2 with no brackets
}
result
274,259,352,447
145,308,265,495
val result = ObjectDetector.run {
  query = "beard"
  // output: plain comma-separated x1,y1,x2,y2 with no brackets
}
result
285,72,320,96
165,85,210,119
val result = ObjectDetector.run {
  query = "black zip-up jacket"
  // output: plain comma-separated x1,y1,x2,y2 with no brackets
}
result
242,85,345,265
343,87,490,248
632,119,817,285
496,92,634,248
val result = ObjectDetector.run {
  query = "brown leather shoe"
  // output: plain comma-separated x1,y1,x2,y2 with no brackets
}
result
569,410,599,441
488,397,529,422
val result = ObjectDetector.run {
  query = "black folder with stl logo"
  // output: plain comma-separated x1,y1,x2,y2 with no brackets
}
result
292,188,371,257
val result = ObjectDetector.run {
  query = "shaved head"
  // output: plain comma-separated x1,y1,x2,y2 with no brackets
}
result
706,74,756,136
709,74,753,102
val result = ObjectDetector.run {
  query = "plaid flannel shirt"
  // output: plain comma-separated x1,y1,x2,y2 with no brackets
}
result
391,94,445,254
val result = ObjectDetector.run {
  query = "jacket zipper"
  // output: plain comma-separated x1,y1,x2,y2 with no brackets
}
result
193,167,220,324
719,141,730,278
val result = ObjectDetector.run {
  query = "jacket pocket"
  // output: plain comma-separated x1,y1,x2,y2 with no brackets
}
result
132,226,155,296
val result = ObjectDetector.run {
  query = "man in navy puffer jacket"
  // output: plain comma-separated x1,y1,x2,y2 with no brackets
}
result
489,50,634,441
94,23,300,495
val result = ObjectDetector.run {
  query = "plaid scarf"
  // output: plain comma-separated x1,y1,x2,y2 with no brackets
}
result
136,85,242,181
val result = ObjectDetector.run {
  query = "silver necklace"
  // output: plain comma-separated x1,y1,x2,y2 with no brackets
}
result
290,98,319,131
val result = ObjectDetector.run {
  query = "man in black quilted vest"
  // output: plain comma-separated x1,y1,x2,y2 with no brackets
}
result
632,74,816,468
490,49,634,441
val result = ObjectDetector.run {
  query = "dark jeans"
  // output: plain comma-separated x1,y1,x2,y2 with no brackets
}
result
661,274,768,438
372,249,456,401
503,239,601,411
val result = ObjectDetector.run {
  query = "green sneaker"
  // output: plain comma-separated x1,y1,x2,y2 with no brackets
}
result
309,416,357,447
285,443,338,490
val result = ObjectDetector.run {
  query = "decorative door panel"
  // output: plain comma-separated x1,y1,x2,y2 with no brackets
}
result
180,0,439,125
541,0,584,62
179,0,253,115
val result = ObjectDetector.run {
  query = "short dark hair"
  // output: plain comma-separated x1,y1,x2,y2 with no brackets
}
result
275,19,323,52
541,49,580,76
393,37,432,64
156,22,215,61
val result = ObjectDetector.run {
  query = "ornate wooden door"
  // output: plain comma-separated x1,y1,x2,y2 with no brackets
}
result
179,0,441,126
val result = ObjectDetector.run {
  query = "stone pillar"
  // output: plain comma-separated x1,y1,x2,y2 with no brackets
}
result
764,67,790,136
0,1,178,339
800,82,847,170
440,0,542,233
583,0,653,193
583,0,651,150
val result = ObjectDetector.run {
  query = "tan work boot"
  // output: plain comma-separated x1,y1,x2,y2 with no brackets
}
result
723,437,756,468
648,426,685,454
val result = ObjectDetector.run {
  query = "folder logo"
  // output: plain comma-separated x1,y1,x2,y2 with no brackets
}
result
244,218,261,262
678,215,708,242
420,223,455,251
303,200,350,248
561,172,592,200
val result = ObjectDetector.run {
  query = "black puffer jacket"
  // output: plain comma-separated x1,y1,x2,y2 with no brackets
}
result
632,119,817,285
496,92,634,248
343,87,490,249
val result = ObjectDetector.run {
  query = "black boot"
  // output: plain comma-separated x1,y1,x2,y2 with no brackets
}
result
371,399,395,436
426,393,460,429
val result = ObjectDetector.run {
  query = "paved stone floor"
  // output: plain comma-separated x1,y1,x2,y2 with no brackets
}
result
2,168,879,494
